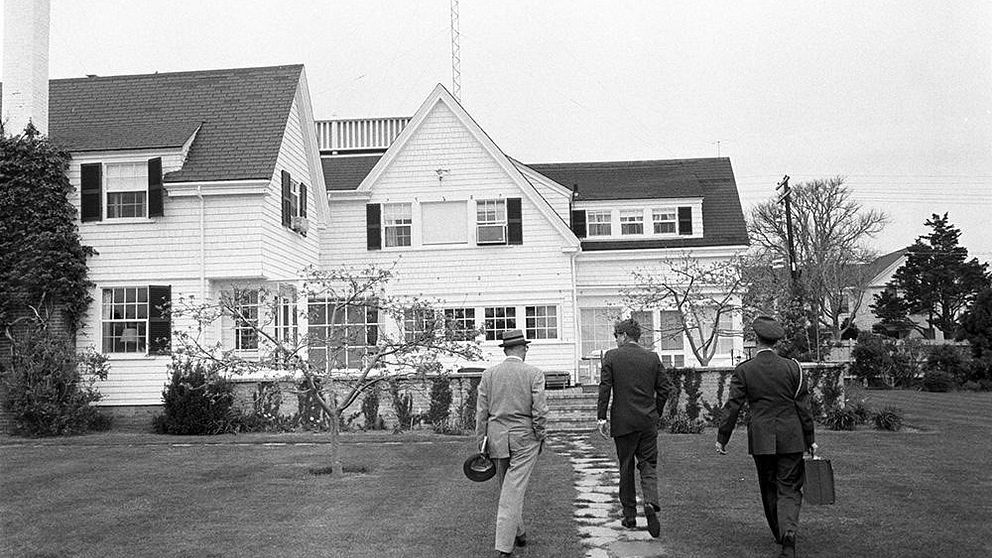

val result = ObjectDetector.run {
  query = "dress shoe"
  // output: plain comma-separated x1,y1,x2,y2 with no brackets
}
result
644,504,661,538
620,517,636,529
498,552,512,557
514,533,527,547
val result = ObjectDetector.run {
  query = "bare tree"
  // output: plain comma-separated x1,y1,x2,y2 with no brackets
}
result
749,176,887,340
172,264,481,476
621,253,745,366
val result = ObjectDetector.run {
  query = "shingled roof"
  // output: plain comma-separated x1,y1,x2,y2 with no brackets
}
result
526,158,749,250
3,65,303,182
322,155,382,191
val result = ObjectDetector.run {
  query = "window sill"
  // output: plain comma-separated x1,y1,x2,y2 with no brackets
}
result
92,217,156,225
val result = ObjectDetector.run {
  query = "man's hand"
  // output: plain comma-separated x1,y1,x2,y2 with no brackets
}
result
805,442,819,458
597,419,609,439
715,441,727,455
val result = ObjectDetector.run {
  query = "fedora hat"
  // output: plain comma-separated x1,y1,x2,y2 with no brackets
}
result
498,329,531,348
752,316,785,342
463,452,496,482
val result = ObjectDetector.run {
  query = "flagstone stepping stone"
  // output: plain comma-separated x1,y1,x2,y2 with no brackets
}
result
576,491,613,503
579,525,621,539
574,507,611,518
585,548,610,558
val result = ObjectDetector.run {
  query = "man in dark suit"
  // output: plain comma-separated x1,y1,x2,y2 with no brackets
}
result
597,318,674,538
477,329,549,557
716,316,816,558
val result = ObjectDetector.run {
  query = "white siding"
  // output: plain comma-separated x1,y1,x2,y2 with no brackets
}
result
322,101,580,371
261,90,321,279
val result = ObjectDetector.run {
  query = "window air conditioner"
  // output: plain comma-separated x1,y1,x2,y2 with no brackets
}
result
291,216,310,234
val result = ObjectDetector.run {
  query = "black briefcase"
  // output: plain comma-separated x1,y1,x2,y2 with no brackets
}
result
803,456,835,505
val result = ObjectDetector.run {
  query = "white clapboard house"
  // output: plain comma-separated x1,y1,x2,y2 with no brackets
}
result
4,66,749,411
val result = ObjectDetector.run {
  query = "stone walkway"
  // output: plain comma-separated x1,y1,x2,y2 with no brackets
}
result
546,434,669,558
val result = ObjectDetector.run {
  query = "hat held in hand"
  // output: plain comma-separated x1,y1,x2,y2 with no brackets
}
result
752,316,785,342
463,452,496,482
498,329,531,348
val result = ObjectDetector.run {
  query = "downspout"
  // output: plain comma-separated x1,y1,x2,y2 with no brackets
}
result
570,250,581,387
198,184,206,302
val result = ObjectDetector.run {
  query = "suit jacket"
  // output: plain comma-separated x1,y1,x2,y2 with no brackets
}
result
597,342,674,437
475,357,549,459
717,349,816,455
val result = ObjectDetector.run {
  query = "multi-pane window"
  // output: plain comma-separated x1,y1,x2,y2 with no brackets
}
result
403,308,438,343
715,310,735,354
383,203,412,247
652,208,677,234
102,287,148,353
620,210,644,235
630,310,654,348
659,310,684,351
661,354,685,367
579,308,616,356
476,200,507,244
105,162,147,218
234,291,259,351
444,308,477,341
587,210,612,236
525,305,558,339
308,301,379,370
483,306,516,340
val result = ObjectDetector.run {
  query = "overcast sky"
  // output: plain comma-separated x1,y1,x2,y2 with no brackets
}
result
3,1,990,261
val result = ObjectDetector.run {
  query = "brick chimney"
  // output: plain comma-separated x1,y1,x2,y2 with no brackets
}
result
2,0,51,136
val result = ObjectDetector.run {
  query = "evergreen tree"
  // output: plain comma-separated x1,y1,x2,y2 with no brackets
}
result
956,287,992,360
886,214,990,337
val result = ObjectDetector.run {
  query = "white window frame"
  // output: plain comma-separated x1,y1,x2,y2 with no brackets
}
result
403,307,439,343
234,290,260,352
620,210,644,236
476,199,507,245
101,286,149,353
525,305,558,340
308,300,379,370
104,161,148,219
483,306,517,340
383,203,413,248
444,307,477,341
652,207,677,235
586,210,612,237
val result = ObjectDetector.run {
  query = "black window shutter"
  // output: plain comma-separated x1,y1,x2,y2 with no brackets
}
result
148,285,172,355
366,204,381,250
147,157,163,217
678,207,693,235
507,198,522,245
299,183,308,218
80,163,103,222
281,170,292,227
571,209,587,238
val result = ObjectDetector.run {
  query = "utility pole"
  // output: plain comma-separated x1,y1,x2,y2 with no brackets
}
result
776,175,799,291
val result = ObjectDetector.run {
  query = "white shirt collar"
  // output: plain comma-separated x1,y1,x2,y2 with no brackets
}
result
505,355,524,362
756,347,776,354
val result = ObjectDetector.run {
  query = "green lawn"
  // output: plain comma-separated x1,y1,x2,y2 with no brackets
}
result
585,389,992,558
0,432,582,558
3,391,991,558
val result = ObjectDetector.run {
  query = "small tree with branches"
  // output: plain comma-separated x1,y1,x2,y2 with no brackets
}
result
621,253,745,366
172,264,481,475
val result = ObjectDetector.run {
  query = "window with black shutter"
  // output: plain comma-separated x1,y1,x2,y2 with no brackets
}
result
571,209,587,238
80,163,103,222
507,198,522,245
281,170,292,227
148,285,172,355
678,207,693,235
147,157,163,217
367,204,382,250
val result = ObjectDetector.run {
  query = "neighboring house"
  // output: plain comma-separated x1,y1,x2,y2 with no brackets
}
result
320,84,750,383
3,65,329,406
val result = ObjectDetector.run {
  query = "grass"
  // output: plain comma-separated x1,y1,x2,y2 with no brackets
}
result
586,389,992,557
0,431,583,558
2,390,991,557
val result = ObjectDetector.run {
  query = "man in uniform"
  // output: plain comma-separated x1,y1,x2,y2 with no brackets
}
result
476,329,549,557
716,316,816,558
597,318,674,538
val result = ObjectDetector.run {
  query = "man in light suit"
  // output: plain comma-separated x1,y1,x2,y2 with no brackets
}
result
597,318,673,538
476,329,549,557
716,316,816,558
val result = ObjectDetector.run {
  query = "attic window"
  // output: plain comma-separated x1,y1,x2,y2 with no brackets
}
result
476,199,507,244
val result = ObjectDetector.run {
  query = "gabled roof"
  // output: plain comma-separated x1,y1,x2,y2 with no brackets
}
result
526,158,749,250
322,155,382,191
347,84,580,249
863,248,909,285
3,65,304,182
